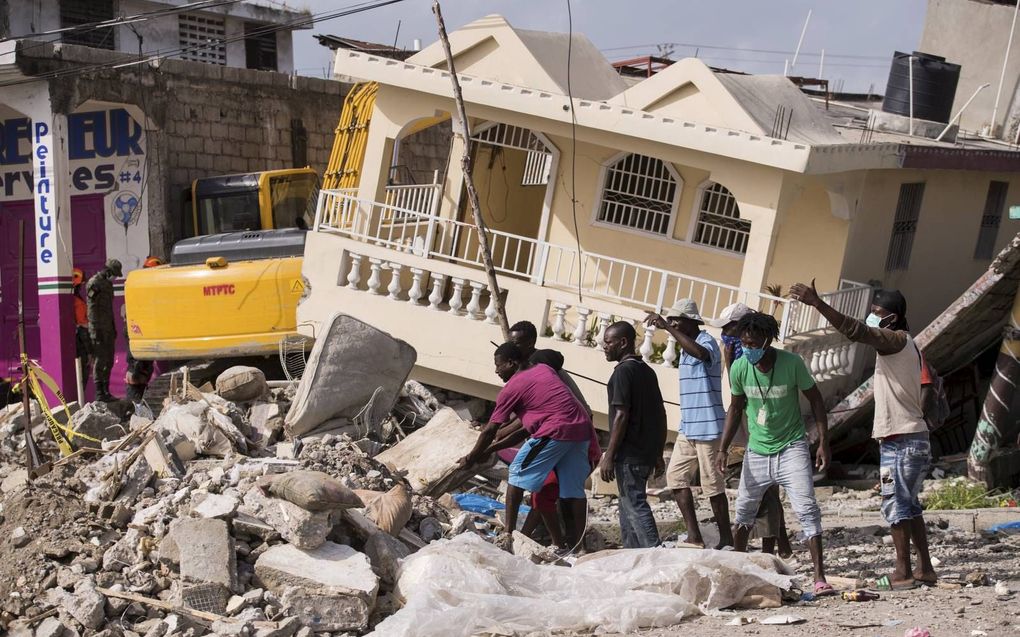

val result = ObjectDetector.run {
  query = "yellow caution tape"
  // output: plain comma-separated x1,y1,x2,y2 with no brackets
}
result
19,356,102,456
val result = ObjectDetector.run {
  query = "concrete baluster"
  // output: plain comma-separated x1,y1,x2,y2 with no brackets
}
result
573,307,591,346
367,259,384,295
428,274,447,311
387,262,404,300
408,268,425,305
661,333,678,367
448,278,466,315
595,313,612,350
466,281,485,320
484,285,499,324
639,324,656,363
551,304,568,341
346,253,363,290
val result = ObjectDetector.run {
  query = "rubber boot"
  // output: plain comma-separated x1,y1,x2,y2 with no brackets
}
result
96,382,116,403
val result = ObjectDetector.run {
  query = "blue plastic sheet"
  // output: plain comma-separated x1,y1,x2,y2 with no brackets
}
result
986,520,1020,534
453,492,530,518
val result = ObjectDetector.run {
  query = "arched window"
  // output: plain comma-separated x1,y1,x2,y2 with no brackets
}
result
692,182,750,253
596,154,680,236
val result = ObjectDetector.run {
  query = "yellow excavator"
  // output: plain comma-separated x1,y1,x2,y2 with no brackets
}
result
124,83,378,372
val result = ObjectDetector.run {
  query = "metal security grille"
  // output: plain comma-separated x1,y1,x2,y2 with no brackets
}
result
245,22,278,71
597,154,677,236
693,182,750,253
885,182,926,271
60,0,115,49
179,14,226,65
974,181,1009,260
472,123,552,186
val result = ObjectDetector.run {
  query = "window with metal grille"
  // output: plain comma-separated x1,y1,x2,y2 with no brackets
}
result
245,23,277,71
179,14,226,65
692,182,750,253
596,154,679,236
885,182,925,271
60,0,115,49
974,181,1009,260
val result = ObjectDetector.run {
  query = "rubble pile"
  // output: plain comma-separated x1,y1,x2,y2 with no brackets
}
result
0,321,500,637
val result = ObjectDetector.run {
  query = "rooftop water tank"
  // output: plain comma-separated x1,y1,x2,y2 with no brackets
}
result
882,51,961,124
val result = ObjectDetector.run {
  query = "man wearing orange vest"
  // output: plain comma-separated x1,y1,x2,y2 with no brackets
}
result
72,268,92,385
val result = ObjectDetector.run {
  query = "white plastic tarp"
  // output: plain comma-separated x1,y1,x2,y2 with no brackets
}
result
371,533,796,636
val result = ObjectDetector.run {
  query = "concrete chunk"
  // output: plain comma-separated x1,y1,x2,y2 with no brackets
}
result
364,532,410,585
46,579,105,630
375,408,495,496
191,492,239,520
255,542,378,632
241,487,331,549
178,518,235,588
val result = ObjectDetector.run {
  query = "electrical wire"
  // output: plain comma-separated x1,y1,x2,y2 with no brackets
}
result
601,41,889,61
0,0,410,88
565,0,583,305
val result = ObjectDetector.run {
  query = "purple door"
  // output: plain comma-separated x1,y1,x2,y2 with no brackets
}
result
0,195,113,400
0,200,41,378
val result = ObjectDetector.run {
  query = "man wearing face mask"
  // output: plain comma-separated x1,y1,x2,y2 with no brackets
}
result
790,281,937,591
716,312,833,596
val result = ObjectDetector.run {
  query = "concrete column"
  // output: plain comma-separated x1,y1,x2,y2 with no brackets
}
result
31,112,77,399
736,202,781,296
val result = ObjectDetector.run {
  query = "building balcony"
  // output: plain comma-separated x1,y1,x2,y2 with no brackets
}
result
298,189,872,429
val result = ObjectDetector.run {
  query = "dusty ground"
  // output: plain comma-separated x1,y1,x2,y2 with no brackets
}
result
632,583,1019,636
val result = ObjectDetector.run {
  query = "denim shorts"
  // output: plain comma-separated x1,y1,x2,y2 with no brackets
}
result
509,438,590,499
879,432,931,525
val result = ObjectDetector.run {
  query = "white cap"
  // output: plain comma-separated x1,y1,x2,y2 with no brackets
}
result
709,302,753,328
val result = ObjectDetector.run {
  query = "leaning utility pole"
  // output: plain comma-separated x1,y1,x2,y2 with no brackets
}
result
968,280,1020,488
432,0,510,340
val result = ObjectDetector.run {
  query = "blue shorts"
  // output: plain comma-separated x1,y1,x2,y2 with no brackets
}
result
880,432,931,525
509,438,590,499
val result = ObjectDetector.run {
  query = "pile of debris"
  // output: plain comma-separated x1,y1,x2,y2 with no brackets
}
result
0,314,804,637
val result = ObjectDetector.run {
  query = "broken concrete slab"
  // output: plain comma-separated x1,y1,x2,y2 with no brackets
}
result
1,469,28,493
103,528,141,572
249,402,283,446
46,579,106,630
254,542,379,633
241,487,332,549
232,512,279,542
284,314,416,439
34,616,69,637
364,531,410,585
114,456,154,503
177,518,236,589
191,492,239,520
70,402,124,443
375,407,495,497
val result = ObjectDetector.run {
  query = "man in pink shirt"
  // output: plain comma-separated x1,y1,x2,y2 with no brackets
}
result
459,342,598,550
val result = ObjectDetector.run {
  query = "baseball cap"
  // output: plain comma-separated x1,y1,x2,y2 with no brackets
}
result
709,302,753,328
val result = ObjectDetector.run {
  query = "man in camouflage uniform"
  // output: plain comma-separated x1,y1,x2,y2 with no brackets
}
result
87,259,122,402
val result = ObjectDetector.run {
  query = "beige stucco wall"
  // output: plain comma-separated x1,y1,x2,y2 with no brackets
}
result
766,177,850,295
840,168,1020,329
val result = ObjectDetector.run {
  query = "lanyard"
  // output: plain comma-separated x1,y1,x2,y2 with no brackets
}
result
751,356,776,401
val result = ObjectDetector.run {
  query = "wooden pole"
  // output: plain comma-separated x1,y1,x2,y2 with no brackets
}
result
432,0,510,340
18,220,47,478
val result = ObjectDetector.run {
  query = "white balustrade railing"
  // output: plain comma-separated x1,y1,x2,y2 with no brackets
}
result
315,190,870,346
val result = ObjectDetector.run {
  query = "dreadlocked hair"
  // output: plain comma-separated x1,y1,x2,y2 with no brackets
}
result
735,312,780,342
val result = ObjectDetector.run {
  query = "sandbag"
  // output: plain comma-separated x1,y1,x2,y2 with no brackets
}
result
216,366,269,402
258,470,364,512
363,483,412,536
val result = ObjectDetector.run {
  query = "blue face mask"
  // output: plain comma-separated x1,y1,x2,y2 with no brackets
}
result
721,334,743,359
865,313,884,328
744,346,767,365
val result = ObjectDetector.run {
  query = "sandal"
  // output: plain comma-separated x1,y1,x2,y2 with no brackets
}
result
813,581,837,597
868,575,918,592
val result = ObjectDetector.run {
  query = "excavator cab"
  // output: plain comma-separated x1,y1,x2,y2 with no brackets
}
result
185,167,318,237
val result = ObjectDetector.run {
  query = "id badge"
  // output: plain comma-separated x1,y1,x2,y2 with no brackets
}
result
756,407,767,425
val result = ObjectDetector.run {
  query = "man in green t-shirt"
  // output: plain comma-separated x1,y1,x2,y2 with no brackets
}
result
715,312,834,596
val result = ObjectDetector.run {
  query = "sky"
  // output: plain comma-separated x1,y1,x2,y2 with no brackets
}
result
279,0,929,94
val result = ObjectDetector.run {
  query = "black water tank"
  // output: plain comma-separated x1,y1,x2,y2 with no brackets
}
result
882,51,961,124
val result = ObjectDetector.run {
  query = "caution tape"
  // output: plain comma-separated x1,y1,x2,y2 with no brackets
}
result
19,355,102,457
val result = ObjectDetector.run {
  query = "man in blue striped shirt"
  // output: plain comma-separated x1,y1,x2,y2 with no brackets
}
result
646,299,733,548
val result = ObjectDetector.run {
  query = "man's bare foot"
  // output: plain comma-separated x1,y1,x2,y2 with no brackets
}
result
913,568,937,585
